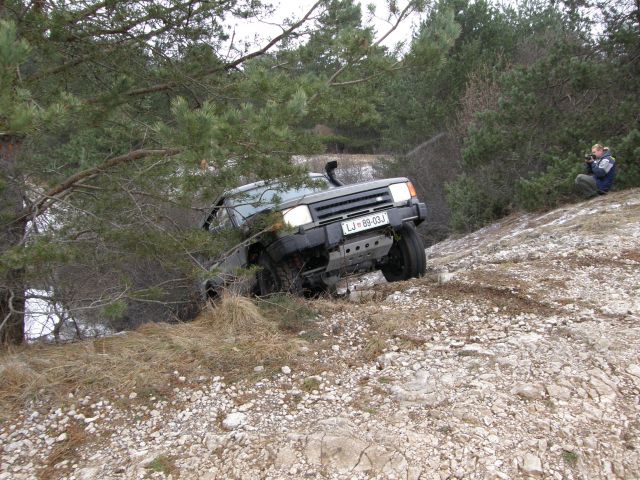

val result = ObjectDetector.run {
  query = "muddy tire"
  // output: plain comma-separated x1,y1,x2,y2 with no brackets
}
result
381,225,426,282
257,253,302,296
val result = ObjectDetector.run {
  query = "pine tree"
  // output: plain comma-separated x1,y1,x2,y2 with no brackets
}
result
0,1,425,344
0,19,33,344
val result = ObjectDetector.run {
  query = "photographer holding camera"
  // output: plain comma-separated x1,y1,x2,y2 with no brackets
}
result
575,143,616,198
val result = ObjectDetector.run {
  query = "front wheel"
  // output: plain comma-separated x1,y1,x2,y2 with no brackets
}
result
256,253,302,296
381,225,426,282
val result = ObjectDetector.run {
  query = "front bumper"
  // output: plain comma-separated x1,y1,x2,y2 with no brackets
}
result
266,201,426,263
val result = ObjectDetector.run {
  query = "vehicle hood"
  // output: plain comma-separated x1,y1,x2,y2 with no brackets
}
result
276,177,409,210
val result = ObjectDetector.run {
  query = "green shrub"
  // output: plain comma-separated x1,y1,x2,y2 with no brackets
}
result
614,129,640,189
515,155,583,211
446,175,507,232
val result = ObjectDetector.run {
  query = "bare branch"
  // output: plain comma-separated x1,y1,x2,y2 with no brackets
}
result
27,148,181,220
0,290,16,336
225,1,323,70
371,2,417,49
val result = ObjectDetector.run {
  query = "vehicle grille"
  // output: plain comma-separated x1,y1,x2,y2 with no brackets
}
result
309,187,393,224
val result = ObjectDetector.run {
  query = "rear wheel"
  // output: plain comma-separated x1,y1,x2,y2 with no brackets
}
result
257,253,302,296
381,225,426,282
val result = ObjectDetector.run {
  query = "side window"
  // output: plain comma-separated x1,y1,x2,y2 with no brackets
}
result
217,206,231,226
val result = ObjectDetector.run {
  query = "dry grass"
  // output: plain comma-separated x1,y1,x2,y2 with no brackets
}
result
38,423,87,479
199,295,266,334
370,310,415,339
620,249,640,263
0,294,311,419
362,336,387,361
425,281,560,317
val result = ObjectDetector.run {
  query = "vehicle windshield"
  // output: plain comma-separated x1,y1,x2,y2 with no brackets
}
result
229,177,330,224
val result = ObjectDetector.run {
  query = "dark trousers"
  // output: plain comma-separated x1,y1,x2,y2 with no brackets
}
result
575,174,598,198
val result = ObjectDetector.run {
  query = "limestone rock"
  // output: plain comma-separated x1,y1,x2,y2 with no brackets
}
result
391,369,445,405
625,364,640,378
545,383,571,400
512,383,546,400
274,445,297,469
460,343,495,357
522,453,543,476
222,412,246,431
305,434,368,473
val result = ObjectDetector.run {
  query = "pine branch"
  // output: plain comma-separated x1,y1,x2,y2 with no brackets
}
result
62,1,208,42
63,1,111,25
27,1,323,101
28,2,225,83
323,2,416,88
114,0,324,100
331,63,406,86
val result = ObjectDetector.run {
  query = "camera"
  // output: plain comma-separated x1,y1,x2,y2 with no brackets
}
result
584,153,596,161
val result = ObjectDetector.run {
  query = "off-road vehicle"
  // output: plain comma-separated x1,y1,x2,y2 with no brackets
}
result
201,162,427,297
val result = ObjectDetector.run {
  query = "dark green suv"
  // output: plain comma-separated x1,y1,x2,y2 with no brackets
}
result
201,162,427,297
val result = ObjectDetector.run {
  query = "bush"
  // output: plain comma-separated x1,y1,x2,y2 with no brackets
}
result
615,129,640,189
516,130,640,211
446,175,507,232
515,155,583,211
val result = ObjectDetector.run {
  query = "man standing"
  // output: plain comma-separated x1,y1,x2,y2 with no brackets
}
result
575,144,616,198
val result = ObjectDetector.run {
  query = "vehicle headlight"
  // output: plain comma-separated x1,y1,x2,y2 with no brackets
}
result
282,205,312,227
389,182,413,203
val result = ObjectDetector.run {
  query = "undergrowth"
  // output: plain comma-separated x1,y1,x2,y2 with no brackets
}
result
0,294,320,419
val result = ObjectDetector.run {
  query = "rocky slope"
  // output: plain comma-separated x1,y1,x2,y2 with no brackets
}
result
2,189,640,480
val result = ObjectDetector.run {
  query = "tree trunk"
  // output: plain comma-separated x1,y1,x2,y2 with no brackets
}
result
0,134,26,346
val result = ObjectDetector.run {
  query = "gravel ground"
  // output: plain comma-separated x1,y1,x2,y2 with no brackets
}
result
2,189,639,480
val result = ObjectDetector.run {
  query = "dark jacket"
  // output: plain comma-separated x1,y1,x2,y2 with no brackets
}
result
586,151,616,192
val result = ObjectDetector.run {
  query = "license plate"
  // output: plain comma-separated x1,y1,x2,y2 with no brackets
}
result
341,212,389,235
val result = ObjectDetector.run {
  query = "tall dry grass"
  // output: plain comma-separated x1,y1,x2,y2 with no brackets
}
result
0,294,310,418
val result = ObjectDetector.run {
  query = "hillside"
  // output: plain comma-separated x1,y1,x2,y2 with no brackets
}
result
1,189,639,479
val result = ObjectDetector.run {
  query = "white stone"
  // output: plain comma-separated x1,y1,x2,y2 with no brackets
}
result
626,364,640,378
128,392,137,400
281,366,292,375
222,412,246,431
274,446,297,468
460,343,495,357
546,384,571,400
522,453,543,476
77,467,101,480
204,433,227,450
4,441,22,453
512,383,545,400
